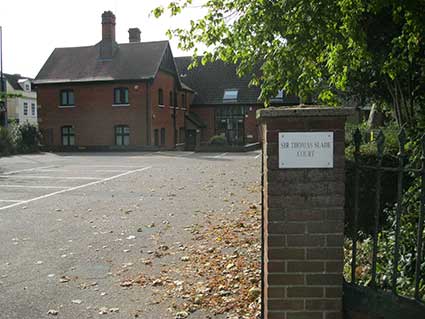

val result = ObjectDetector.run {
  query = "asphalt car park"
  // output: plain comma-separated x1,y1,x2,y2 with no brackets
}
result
0,151,261,319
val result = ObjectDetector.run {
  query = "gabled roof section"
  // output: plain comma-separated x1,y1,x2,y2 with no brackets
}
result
3,73,34,91
158,45,194,92
175,57,299,106
34,41,170,84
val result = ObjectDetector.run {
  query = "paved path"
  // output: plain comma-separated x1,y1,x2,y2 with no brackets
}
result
0,151,261,318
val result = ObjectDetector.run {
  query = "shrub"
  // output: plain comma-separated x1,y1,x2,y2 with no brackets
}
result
0,126,15,156
209,135,227,145
15,123,41,154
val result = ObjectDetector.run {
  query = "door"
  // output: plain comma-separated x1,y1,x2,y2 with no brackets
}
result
186,129,197,150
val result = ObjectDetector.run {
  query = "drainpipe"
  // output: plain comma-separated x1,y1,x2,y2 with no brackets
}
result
145,81,151,145
0,26,7,128
173,90,177,148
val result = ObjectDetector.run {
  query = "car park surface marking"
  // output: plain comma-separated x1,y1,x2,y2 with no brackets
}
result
0,166,152,211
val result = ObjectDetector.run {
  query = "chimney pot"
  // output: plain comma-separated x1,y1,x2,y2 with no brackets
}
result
128,28,141,43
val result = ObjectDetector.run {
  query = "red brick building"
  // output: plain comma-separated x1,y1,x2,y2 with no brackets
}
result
35,11,192,150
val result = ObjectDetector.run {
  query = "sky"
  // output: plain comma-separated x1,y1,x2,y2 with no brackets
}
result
0,0,206,78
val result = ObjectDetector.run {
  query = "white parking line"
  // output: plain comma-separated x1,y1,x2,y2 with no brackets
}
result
0,199,23,203
156,152,194,158
67,165,141,168
0,185,70,189
213,153,228,159
255,152,262,159
37,169,127,173
0,175,101,180
0,166,152,211
3,165,57,175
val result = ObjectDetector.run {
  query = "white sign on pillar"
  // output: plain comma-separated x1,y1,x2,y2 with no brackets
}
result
279,132,334,168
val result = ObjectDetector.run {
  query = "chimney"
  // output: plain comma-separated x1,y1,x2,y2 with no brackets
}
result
128,28,141,43
99,11,117,60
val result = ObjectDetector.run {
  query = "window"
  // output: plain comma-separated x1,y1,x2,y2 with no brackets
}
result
60,89,75,106
223,89,238,102
160,128,166,145
169,91,174,107
31,103,36,116
23,102,28,116
25,84,30,91
174,93,178,108
154,129,159,146
182,94,186,109
115,125,130,146
113,88,129,105
61,126,75,146
158,89,164,106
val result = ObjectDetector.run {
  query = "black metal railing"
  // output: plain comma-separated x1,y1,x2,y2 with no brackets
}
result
347,127,425,302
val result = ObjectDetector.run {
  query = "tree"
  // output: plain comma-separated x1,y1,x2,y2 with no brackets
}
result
154,0,425,129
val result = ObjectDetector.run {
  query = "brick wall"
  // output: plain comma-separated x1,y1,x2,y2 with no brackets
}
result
190,105,215,143
150,71,191,146
38,81,149,146
245,105,260,143
258,107,352,319
37,71,188,148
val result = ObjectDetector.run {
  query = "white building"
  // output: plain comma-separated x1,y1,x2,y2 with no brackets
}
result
4,74,38,126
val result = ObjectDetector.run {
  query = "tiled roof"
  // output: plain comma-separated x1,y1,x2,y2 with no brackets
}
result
176,57,299,106
3,73,34,91
35,41,170,84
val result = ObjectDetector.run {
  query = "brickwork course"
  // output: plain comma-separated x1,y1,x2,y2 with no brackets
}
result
258,106,353,319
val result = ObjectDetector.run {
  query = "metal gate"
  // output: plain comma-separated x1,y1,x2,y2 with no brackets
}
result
344,128,425,318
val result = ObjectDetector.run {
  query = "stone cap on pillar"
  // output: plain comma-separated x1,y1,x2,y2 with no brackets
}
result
257,105,355,121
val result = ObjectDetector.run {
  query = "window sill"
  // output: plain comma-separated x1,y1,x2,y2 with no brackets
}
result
59,105,76,108
112,104,130,107
158,104,165,108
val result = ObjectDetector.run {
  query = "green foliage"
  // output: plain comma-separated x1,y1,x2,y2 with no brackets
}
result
154,1,425,128
0,123,41,156
0,126,15,156
344,205,425,300
209,135,227,145
15,122,41,154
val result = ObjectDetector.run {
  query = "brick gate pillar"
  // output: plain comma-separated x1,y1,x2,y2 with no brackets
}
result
257,106,353,319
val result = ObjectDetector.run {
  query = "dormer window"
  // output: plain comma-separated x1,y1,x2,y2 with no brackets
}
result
25,84,30,91
113,87,129,105
223,89,238,102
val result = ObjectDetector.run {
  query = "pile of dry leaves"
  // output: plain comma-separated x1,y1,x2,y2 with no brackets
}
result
130,205,262,318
